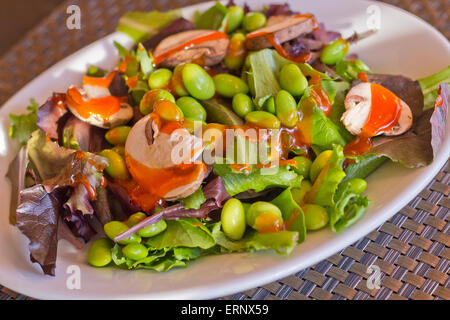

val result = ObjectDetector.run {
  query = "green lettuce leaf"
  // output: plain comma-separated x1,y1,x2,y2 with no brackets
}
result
344,154,387,181
178,187,206,210
335,59,371,82
213,163,302,196
305,145,346,206
271,188,306,243
212,223,298,255
329,181,370,232
146,218,216,250
9,99,39,146
194,1,228,30
116,10,181,42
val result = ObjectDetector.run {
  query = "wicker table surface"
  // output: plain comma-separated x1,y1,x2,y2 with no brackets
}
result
0,0,449,300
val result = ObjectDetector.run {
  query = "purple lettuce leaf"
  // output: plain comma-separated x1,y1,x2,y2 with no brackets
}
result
36,94,68,140
265,3,298,17
61,116,106,153
16,185,67,276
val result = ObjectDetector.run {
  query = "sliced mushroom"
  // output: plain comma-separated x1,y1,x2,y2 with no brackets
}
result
66,86,133,129
153,30,230,68
341,83,413,136
246,15,317,51
125,115,206,200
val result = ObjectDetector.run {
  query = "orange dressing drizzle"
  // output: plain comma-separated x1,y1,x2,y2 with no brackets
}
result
51,93,67,110
358,72,369,82
308,72,332,116
66,86,124,122
255,213,284,233
153,31,228,66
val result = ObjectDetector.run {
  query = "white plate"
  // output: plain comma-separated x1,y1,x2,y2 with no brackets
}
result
0,0,448,300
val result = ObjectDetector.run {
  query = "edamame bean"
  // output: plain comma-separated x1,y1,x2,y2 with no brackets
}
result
246,201,283,232
224,33,247,70
112,145,125,156
223,6,244,33
310,150,333,182
279,64,308,96
87,238,113,267
291,180,312,206
127,212,147,227
320,38,349,65
99,149,129,180
341,178,367,194
182,64,215,100
137,219,167,238
302,204,329,230
104,221,141,245
171,64,189,97
122,243,148,260
245,111,281,129
213,74,249,98
139,89,175,115
105,126,131,145
243,12,267,32
232,93,254,118
263,96,276,114
275,90,299,127
154,100,184,121
293,156,312,179
221,198,246,240
176,96,207,122
148,68,172,89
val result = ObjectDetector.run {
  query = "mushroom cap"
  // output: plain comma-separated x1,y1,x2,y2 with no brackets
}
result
125,115,206,200
246,15,317,51
341,83,413,137
153,30,230,68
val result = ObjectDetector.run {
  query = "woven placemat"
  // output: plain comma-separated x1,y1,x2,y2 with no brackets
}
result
0,0,449,300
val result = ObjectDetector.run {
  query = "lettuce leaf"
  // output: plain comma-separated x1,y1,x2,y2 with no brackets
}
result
344,154,387,181
214,163,302,196
271,188,306,243
9,99,39,146
305,145,346,206
146,218,216,250
329,180,370,232
116,10,181,42
194,1,228,30
211,223,298,255
178,187,206,210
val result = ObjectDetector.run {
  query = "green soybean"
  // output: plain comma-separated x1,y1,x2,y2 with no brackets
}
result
213,74,249,98
104,221,141,245
293,156,312,179
105,126,131,146
224,33,247,70
148,68,173,89
137,219,167,238
246,201,283,231
341,178,367,194
172,64,189,97
182,63,215,100
139,89,175,115
275,90,299,127
320,38,349,65
232,93,254,118
127,212,147,227
223,6,244,33
243,12,267,32
263,96,276,114
221,198,246,240
176,96,207,122
310,150,333,182
245,111,280,129
279,64,308,96
122,243,148,260
291,180,313,206
99,149,129,180
87,238,113,267
302,204,329,230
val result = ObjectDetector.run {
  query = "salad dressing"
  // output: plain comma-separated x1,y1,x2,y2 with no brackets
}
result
153,31,228,66
51,93,67,109
344,83,403,156
82,71,117,87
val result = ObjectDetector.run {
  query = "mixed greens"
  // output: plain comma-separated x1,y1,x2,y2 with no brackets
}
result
8,2,448,276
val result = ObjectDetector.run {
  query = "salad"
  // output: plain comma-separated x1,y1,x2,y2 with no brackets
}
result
8,2,448,276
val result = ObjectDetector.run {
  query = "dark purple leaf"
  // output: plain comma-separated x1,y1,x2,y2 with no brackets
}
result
265,3,297,17
36,94,68,140
61,206,96,242
107,181,141,214
57,216,84,249
62,116,106,153
16,185,67,276
203,176,230,206
312,23,341,45
92,186,113,225
108,72,129,97
143,18,196,50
